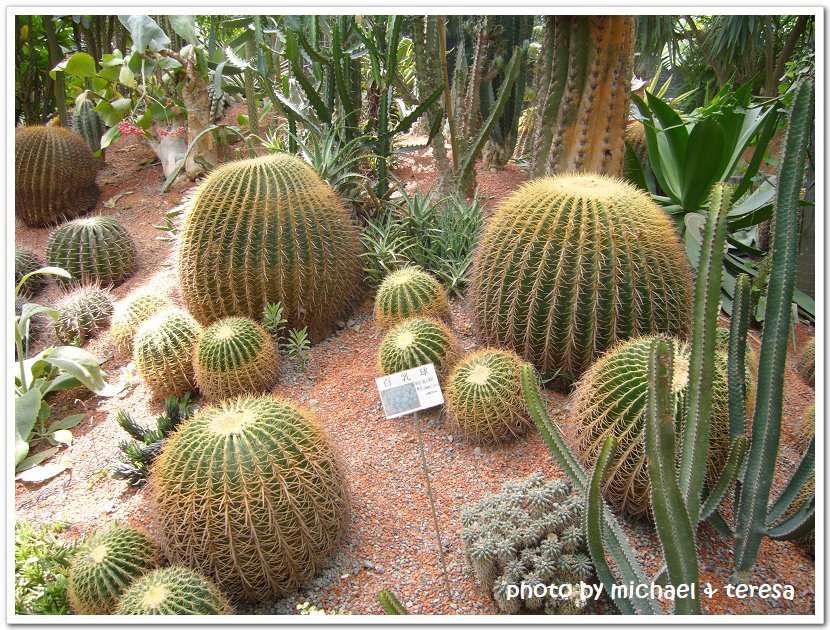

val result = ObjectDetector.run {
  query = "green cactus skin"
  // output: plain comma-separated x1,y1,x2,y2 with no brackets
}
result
374,267,451,329
194,317,279,402
53,284,114,345
46,216,138,287
150,395,350,602
446,349,531,444
67,524,160,615
469,174,693,387
70,99,106,160
15,248,46,298
133,309,204,398
117,566,232,615
15,125,100,226
177,153,363,341
377,317,459,378
111,293,173,353
795,337,815,387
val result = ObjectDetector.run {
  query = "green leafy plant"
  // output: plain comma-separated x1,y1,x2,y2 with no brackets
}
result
262,301,288,338
281,327,312,372
15,521,75,615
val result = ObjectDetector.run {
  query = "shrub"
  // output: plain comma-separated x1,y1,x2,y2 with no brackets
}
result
15,521,74,615
117,566,232,615
374,267,451,329
377,317,459,378
53,285,113,345
133,308,203,398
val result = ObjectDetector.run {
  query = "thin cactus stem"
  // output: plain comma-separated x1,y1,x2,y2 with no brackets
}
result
765,436,815,526
727,274,752,441
377,589,410,615
437,17,459,172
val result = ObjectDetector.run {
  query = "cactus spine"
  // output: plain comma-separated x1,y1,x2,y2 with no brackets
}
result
377,317,459,377
111,293,173,352
71,97,106,162
117,567,232,615
374,268,451,329
53,284,114,345
15,248,46,298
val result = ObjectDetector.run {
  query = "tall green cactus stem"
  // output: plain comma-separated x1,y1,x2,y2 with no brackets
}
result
531,17,635,177
177,153,362,341
374,268,451,329
71,97,106,162
411,16,450,176
45,216,138,287
111,293,172,352
53,284,114,345
470,174,693,386
377,590,410,615
133,309,204,398
14,248,46,298
117,567,232,615
377,317,459,378
15,126,100,226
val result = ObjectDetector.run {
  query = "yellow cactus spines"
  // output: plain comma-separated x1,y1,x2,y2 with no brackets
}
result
374,267,451,329
377,317,459,378
469,174,693,387
111,293,173,352
53,284,113,345
177,153,363,341
117,566,232,615
133,308,203,398
150,395,350,602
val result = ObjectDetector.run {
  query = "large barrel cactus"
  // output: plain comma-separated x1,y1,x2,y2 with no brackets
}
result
117,566,232,615
111,293,173,352
469,174,693,386
15,126,100,226
150,395,350,602
374,267,451,329
177,153,362,340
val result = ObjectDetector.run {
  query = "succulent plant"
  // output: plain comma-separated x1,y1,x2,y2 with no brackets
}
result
795,337,815,387
15,125,100,226
374,267,451,329
377,317,459,378
70,98,106,160
53,284,114,345
469,174,693,387
624,120,648,164
194,317,279,401
133,308,204,398
177,153,363,341
15,295,47,355
150,395,350,602
15,248,47,298
461,472,593,614
111,293,173,352
117,566,232,615
67,524,160,615
793,402,815,453
45,216,138,286
446,349,530,444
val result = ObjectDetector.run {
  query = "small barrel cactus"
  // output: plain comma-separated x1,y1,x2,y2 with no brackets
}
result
53,285,114,345
469,174,693,386
15,248,46,298
377,317,459,377
177,153,363,340
111,293,173,352
70,98,106,160
133,308,204,398
117,566,232,615
67,523,160,615
45,216,138,286
374,267,451,329
795,337,815,387
446,349,531,444
15,125,100,226
150,395,350,602
194,317,279,401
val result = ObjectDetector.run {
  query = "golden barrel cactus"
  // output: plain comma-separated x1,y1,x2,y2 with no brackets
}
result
374,267,450,329
117,567,232,615
377,317,459,378
111,293,173,352
133,308,203,398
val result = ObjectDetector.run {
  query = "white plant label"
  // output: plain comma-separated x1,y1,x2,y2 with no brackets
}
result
375,363,444,419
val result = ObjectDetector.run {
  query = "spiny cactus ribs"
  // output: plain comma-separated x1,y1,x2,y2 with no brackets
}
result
374,267,451,329
194,316,279,401
67,524,159,615
15,248,46,298
461,472,594,614
377,317,459,378
111,293,172,352
53,284,114,345
46,216,138,286
446,349,530,444
177,153,363,341
796,337,815,387
117,566,232,615
469,174,693,387
71,98,106,160
15,125,100,226
150,395,350,602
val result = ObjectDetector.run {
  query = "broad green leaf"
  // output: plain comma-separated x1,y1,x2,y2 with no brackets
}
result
47,414,85,433
50,430,73,445
681,118,726,211
16,461,67,482
16,448,59,473
100,125,122,150
119,15,170,53
15,389,42,464
64,52,97,78
119,63,137,88
168,15,197,45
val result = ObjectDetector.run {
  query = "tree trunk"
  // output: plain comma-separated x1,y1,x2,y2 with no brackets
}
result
767,16,810,96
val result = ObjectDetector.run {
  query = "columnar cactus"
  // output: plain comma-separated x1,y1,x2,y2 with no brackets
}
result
53,285,114,345
374,267,451,329
70,98,106,160
15,125,100,226
193,317,279,401
45,216,138,286
512,106,537,160
117,567,232,615
133,309,204,398
150,395,350,601
446,349,530,444
469,174,693,386
377,317,459,377
177,153,363,340
15,248,46,298
795,337,815,387
111,293,173,352
67,524,159,615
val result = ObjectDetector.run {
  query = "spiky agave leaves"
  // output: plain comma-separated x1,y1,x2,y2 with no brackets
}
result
117,566,232,615
67,524,160,614
193,317,279,401
111,293,173,352
46,216,138,286
469,174,693,387
15,248,46,298
377,317,459,378
446,349,531,444
795,337,815,387
53,284,114,345
15,126,100,226
374,267,451,329
133,309,204,398
177,153,363,341
150,395,350,602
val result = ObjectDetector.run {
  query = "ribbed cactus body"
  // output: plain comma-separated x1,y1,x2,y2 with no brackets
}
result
374,268,450,329
793,402,815,453
469,174,693,386
117,567,232,615
377,317,459,377
446,349,530,444
67,524,159,615
796,338,815,387
512,106,537,159
111,293,173,352
177,153,362,340
46,216,137,286
15,248,46,298
133,309,203,398
194,317,279,401
15,126,100,226
53,285,113,345
150,395,349,602
624,121,648,166
70,99,106,158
